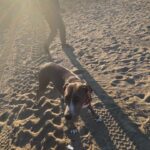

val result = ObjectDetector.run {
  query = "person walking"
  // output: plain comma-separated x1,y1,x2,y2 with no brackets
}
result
39,0,67,50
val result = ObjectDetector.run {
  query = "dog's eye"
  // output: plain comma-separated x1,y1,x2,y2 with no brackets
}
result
81,86,93,94
81,87,88,93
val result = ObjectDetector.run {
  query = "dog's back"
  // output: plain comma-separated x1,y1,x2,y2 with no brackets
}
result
37,62,76,98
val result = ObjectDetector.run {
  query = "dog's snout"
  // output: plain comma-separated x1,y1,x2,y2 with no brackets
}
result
65,114,72,120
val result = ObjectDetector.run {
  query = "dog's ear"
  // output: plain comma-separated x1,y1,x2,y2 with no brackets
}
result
63,83,69,92
64,84,73,104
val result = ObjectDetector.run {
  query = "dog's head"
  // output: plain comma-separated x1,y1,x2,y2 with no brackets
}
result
63,82,93,120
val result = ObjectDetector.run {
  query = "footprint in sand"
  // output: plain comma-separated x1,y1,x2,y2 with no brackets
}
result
144,93,150,103
124,77,135,85
111,79,120,87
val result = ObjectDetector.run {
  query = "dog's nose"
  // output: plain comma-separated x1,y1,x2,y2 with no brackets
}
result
65,114,72,120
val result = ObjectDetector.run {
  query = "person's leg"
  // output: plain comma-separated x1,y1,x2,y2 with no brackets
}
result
58,17,66,46
44,22,57,52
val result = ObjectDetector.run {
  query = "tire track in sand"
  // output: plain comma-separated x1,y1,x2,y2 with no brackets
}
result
1,1,68,149
0,2,32,150
0,1,24,92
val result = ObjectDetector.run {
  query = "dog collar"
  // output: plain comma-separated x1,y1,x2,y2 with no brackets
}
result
82,93,91,108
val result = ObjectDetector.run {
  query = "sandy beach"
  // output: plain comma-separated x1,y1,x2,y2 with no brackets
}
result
0,0,150,149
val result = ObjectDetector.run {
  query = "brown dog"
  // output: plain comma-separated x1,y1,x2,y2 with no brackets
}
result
37,62,100,133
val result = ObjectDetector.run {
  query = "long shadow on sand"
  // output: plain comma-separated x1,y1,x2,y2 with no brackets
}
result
62,44,150,150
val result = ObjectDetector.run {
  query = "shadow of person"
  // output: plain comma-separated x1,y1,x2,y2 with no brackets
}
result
62,44,150,150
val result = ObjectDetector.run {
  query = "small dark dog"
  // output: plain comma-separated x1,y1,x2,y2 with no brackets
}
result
36,62,100,133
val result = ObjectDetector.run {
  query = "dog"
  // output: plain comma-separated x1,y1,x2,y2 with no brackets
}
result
36,62,100,133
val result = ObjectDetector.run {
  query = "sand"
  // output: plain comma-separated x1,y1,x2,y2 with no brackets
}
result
0,0,150,149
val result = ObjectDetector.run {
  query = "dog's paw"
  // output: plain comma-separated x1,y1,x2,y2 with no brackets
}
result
95,116,102,123
70,129,78,135
67,144,74,150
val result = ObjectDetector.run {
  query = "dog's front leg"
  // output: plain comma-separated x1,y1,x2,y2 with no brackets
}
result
64,106,78,134
88,105,102,122
66,119,78,135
